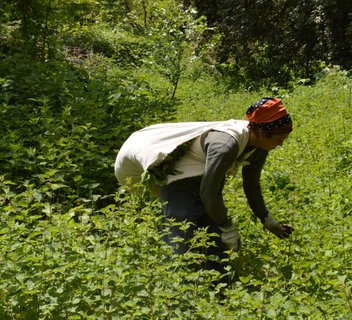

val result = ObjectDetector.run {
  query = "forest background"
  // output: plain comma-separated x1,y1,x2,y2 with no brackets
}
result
0,0,352,319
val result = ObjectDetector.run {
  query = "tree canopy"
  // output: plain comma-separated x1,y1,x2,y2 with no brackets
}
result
1,0,351,86
188,0,352,84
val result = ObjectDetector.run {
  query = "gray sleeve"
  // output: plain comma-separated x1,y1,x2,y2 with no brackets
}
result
200,131,239,227
242,149,269,222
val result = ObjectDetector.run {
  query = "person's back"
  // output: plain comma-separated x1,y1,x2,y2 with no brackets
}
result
114,97,295,285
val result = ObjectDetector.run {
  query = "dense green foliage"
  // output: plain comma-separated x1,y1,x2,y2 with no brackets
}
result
1,1,352,319
3,0,352,86
189,0,352,85
1,63,352,318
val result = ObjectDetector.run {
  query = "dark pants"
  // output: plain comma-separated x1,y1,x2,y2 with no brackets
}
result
160,178,229,277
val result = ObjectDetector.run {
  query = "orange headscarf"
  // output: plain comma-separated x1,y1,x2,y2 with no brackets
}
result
246,97,288,123
246,97,293,134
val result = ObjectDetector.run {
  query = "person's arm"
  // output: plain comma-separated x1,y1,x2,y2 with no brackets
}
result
200,131,245,250
242,149,269,222
200,131,238,227
242,149,294,238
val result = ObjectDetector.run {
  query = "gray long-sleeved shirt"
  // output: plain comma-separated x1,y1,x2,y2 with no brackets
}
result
178,130,269,227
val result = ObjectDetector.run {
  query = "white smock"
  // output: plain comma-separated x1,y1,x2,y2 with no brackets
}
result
114,119,250,185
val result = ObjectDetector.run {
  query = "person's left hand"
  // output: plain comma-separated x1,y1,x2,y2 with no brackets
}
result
219,224,241,250
263,214,294,238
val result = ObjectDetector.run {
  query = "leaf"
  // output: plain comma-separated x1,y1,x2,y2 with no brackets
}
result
27,231,43,240
280,265,293,280
0,228,9,235
48,183,68,190
338,275,347,284
102,288,112,296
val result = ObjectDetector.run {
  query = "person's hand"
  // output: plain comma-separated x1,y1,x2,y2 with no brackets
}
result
263,214,294,238
219,225,241,251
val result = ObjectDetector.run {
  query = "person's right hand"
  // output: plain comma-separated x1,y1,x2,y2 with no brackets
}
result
219,224,241,250
263,214,294,238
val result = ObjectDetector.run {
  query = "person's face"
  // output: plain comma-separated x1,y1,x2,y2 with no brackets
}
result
257,132,290,151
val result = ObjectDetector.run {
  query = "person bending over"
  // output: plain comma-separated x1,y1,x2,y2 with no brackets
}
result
115,97,294,276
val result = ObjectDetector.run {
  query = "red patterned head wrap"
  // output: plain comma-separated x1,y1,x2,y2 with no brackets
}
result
246,97,293,134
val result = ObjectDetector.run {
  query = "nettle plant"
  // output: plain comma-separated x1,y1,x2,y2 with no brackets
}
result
0,38,352,318
173,70,352,318
0,180,228,319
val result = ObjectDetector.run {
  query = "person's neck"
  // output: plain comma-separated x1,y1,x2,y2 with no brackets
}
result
248,129,260,148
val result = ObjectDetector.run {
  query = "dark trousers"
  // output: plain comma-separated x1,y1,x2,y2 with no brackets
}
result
160,178,229,277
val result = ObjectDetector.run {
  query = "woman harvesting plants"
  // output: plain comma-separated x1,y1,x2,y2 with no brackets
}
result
115,97,294,277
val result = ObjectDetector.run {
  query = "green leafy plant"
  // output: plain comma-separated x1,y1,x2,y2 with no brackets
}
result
0,2,351,318
145,3,209,99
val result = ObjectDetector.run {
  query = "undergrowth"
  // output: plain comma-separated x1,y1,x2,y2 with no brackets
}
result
0,27,351,320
